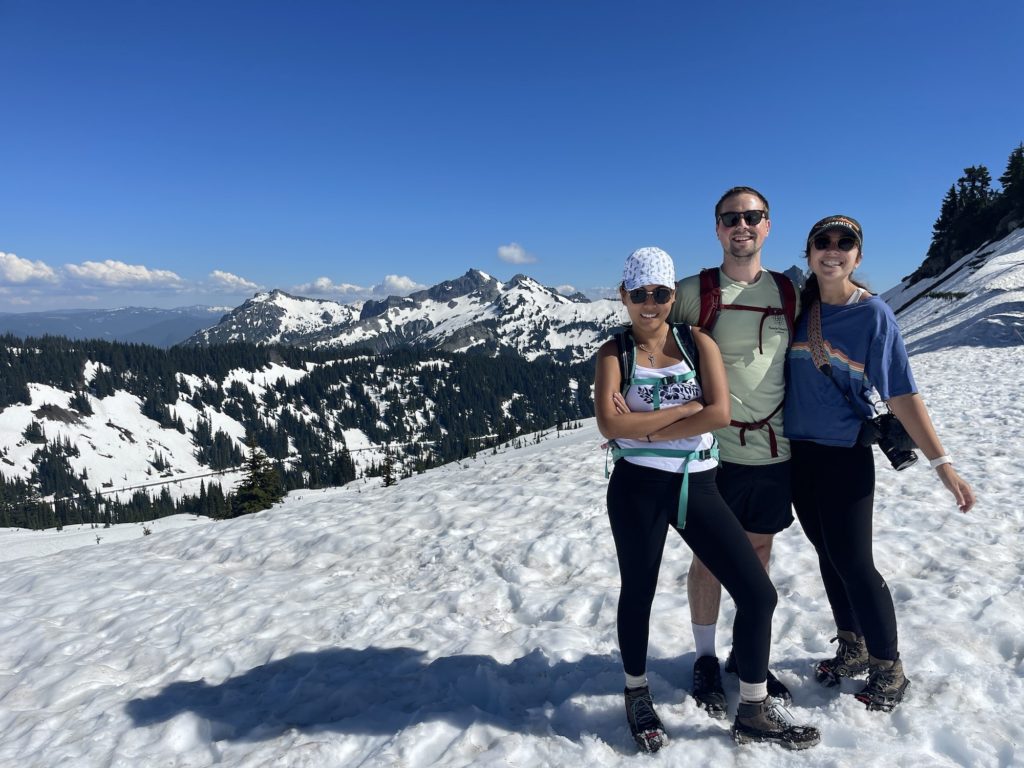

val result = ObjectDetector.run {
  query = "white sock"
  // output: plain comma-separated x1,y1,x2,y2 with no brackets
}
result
739,680,768,703
692,622,717,659
625,672,648,690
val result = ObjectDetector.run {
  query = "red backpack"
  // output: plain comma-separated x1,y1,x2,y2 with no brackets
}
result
697,268,797,354
696,268,798,457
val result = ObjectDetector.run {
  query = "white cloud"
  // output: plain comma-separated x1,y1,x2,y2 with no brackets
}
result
0,252,58,284
556,284,577,295
374,274,426,296
64,259,183,288
292,274,426,299
209,270,261,293
292,277,365,296
498,242,536,265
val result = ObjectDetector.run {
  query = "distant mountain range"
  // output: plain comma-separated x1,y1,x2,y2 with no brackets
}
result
0,270,625,360
7,238,1015,365
182,269,625,363
0,306,229,348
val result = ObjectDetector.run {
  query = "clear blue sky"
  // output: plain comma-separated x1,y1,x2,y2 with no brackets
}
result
1,1,1022,311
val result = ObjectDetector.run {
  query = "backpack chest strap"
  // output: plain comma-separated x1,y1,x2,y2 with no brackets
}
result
625,370,696,409
721,303,787,354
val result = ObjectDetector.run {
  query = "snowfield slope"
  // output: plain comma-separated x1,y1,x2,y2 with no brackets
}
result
1,335,1022,766
884,227,1024,353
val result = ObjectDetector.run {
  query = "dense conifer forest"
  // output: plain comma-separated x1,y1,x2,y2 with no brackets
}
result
0,336,595,529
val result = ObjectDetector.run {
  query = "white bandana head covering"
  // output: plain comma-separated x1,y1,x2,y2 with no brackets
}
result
622,247,675,290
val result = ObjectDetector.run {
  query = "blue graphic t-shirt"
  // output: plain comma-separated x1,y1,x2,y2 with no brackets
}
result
784,296,917,447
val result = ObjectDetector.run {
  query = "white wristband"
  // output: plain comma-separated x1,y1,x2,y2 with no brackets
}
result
929,455,952,469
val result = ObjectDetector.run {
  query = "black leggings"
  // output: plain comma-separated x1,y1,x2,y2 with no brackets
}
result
607,460,777,682
791,440,898,660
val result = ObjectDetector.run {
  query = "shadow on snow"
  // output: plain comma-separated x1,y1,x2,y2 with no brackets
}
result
125,646,727,748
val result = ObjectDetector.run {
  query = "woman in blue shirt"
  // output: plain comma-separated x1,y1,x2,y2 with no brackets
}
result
785,215,974,712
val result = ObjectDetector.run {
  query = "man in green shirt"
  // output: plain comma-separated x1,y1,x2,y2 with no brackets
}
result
670,186,799,718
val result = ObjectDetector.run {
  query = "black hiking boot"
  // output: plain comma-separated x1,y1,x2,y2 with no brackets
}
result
724,650,792,703
692,655,727,719
815,630,870,687
624,685,668,753
855,657,910,712
732,697,820,750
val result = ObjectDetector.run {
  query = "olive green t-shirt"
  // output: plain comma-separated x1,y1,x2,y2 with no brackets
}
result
670,268,799,465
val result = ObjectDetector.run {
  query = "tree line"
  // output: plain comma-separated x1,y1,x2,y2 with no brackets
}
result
910,141,1024,283
0,336,596,529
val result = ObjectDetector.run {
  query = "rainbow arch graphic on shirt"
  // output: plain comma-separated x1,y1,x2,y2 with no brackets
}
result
790,341,867,382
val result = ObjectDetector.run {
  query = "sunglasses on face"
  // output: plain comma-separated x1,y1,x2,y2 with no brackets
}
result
717,210,767,227
812,235,858,252
627,286,674,305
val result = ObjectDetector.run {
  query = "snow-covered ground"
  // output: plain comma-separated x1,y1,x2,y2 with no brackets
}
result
0,382,247,504
884,227,1024,353
0,340,1020,767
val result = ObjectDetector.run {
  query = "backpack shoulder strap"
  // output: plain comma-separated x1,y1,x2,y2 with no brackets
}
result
670,323,700,381
767,270,797,338
697,268,722,331
613,327,635,395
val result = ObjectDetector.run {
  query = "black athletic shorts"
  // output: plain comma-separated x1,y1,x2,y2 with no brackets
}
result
715,460,794,535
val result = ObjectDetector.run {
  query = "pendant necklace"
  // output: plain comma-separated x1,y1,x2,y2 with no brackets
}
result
638,341,659,367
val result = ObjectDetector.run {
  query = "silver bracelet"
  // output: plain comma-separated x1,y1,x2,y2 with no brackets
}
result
928,455,952,469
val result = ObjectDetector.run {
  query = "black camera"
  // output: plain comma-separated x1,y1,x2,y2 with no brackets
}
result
858,412,918,471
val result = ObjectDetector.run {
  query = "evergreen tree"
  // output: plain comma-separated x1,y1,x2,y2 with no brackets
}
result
207,482,229,518
69,391,93,415
381,448,397,487
23,420,46,444
230,436,285,516
927,185,961,257
957,165,993,208
998,142,1024,220
332,446,356,485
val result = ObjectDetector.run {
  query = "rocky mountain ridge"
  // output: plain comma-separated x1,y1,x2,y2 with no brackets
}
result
184,269,626,362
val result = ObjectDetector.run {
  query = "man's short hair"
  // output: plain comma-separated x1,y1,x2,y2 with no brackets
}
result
715,186,770,220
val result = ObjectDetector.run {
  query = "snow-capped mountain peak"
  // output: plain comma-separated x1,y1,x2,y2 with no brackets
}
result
186,290,362,346
185,269,627,362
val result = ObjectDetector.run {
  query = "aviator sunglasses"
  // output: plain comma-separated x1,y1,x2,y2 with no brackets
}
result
812,234,858,252
628,286,674,305
717,210,767,227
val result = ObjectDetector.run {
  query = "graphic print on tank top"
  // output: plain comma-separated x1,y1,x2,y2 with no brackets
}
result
632,377,703,408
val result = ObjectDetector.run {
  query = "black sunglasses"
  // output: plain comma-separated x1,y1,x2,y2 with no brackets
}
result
717,210,767,227
628,286,674,305
812,235,858,252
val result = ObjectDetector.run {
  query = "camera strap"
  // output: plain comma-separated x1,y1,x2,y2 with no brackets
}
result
807,301,918,463
807,300,870,416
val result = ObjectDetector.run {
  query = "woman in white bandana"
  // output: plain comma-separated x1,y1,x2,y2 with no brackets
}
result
594,247,820,753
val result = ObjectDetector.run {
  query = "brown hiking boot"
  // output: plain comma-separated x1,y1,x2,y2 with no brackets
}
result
731,696,820,750
856,657,910,712
815,629,869,687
